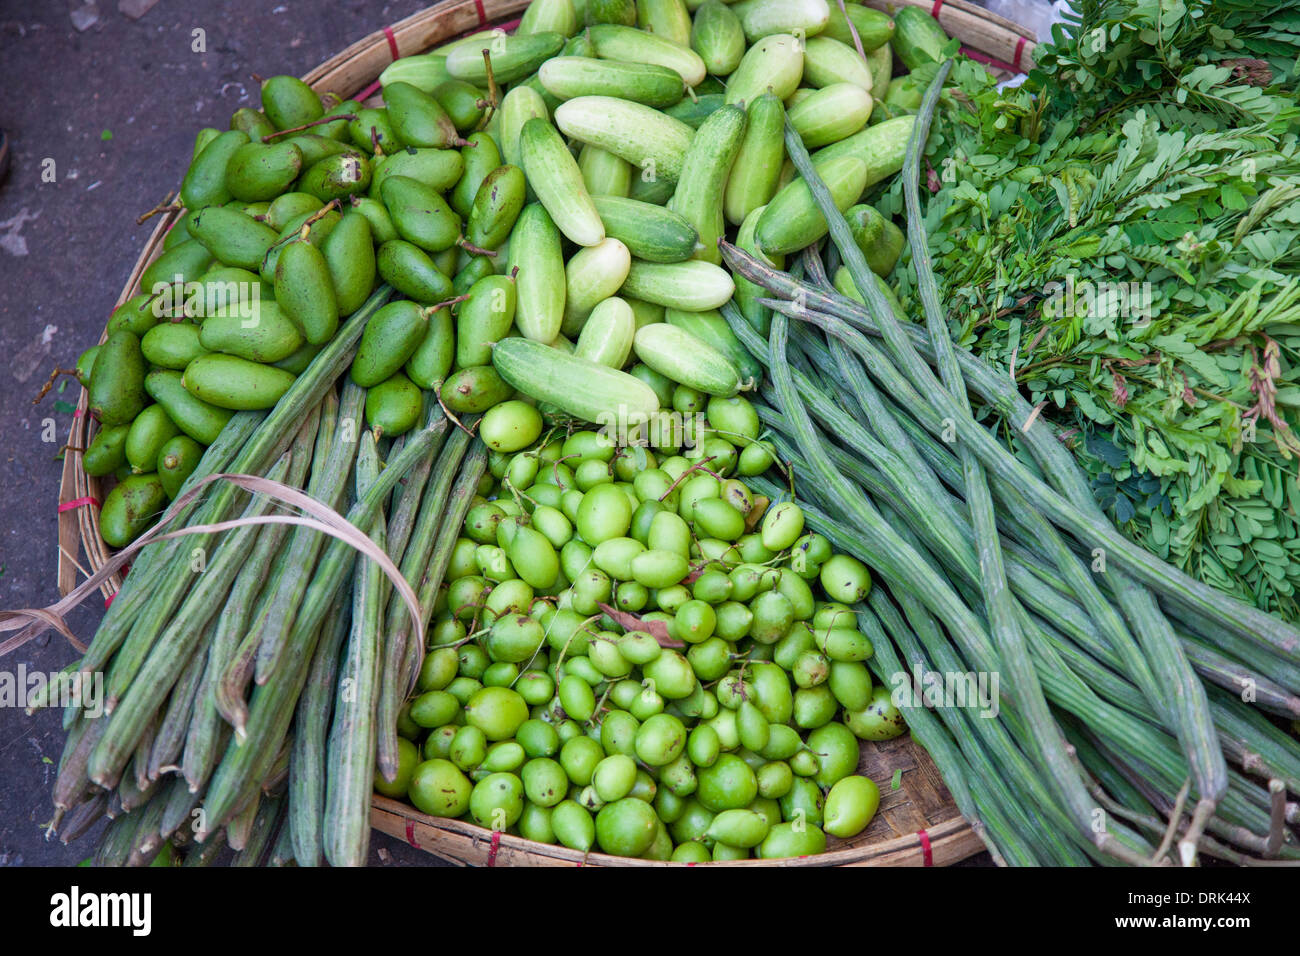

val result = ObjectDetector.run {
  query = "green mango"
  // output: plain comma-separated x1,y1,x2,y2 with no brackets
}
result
192,266,271,320
456,274,517,367
439,365,513,413
451,254,496,295
384,81,461,148
224,141,304,202
376,239,454,304
320,211,375,316
229,107,276,142
82,423,130,477
200,298,304,363
370,146,465,199
89,331,147,426
180,130,249,210
140,239,214,297
193,127,221,158
347,195,399,243
757,821,826,859
100,474,168,548
261,208,340,283
161,212,192,249
271,340,324,375
265,192,324,232
188,205,280,270
75,345,100,387
404,305,455,389
299,151,371,201
317,98,363,141
450,131,502,217
183,354,297,410
141,321,208,370
365,372,425,438
432,79,487,133
145,370,234,444
274,239,339,344
107,293,164,337
283,133,353,168
157,434,205,499
349,108,401,154
467,164,526,251
350,300,429,386
261,75,324,131
124,404,181,474
382,175,462,252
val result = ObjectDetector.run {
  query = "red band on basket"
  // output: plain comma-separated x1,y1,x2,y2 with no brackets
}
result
930,0,945,17
1012,36,1027,71
73,408,84,418
384,25,399,61
961,45,1022,75
917,828,934,866
405,819,421,848
474,0,487,25
58,497,98,513
487,829,502,866
104,590,117,609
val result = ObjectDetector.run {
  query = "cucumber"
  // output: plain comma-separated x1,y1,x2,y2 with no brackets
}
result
810,115,915,198
633,323,743,397
575,296,636,368
554,96,695,182
668,104,747,264
788,82,873,148
445,32,566,85
587,25,708,87
723,91,785,226
639,0,694,46
519,0,580,36
498,86,550,174
379,54,452,93
665,307,763,385
563,238,632,336
538,57,685,109
579,144,633,197
691,0,746,77
866,42,892,104
801,36,875,91
587,0,638,27
892,5,951,71
730,0,830,43
492,338,661,424
620,259,735,311
520,117,606,246
755,154,868,255
725,33,804,106
508,203,567,342
733,203,784,336
665,93,727,129
822,4,894,52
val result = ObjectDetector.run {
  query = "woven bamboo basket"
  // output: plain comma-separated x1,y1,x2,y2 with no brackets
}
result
55,0,1039,866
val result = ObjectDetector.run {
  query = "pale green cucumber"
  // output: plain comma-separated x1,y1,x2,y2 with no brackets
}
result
724,34,804,105
731,0,830,43
723,91,785,226
665,308,763,384
587,25,708,87
498,85,551,172
520,117,606,246
668,103,747,264
801,36,874,91
691,0,746,77
823,3,894,52
445,32,566,85
639,0,694,46
492,337,660,423
733,203,784,336
756,154,867,255
620,259,735,311
554,96,694,181
508,203,567,342
538,56,685,109
562,237,633,336
787,82,873,148
575,296,636,368
379,55,452,94
809,114,915,197
579,144,633,198
519,0,579,36
633,323,742,397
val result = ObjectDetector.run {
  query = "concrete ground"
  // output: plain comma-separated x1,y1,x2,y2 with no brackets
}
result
0,0,439,867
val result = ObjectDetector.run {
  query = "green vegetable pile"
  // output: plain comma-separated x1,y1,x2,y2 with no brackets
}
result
880,0,1300,617
386,411,894,861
